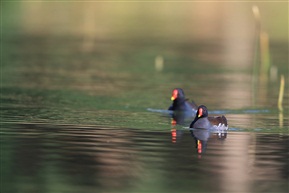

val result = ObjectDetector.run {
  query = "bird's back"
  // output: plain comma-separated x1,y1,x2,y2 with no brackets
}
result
208,115,228,126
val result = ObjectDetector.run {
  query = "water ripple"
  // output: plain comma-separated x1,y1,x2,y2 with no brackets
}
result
1,123,288,193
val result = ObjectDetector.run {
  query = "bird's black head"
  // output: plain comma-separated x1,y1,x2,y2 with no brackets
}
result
196,105,209,118
190,105,209,128
171,88,185,101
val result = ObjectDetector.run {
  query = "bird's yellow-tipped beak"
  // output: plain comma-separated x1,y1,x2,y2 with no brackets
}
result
171,89,178,101
197,108,203,118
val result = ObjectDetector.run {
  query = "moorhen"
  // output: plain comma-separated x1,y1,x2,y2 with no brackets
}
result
168,88,198,113
190,105,228,130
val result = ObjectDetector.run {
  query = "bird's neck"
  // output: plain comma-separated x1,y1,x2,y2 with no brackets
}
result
190,116,199,128
173,98,186,106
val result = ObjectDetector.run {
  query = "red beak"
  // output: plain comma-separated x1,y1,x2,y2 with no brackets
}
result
171,89,178,101
198,108,203,118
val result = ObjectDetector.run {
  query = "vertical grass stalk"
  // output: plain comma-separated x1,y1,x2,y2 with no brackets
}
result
278,75,285,112
259,32,271,81
252,5,261,105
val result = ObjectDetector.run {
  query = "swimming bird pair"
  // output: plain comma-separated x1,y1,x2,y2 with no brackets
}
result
169,88,228,130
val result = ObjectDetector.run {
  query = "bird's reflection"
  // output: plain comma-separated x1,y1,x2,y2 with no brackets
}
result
171,111,194,125
190,128,209,154
190,128,228,154
170,113,193,143
170,113,228,154
170,118,184,143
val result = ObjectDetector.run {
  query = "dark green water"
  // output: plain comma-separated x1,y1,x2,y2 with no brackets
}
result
1,36,288,193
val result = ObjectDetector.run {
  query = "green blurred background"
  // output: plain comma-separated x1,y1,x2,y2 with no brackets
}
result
2,2,288,40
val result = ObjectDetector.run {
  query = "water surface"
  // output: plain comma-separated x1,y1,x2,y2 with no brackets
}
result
1,2,289,193
2,35,288,193
1,123,288,193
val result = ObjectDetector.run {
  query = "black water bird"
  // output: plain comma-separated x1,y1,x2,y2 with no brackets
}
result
168,88,198,118
190,105,228,130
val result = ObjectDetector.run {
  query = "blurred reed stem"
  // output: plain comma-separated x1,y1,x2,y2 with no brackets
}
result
278,75,285,112
252,5,260,104
252,5,272,106
259,31,271,81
